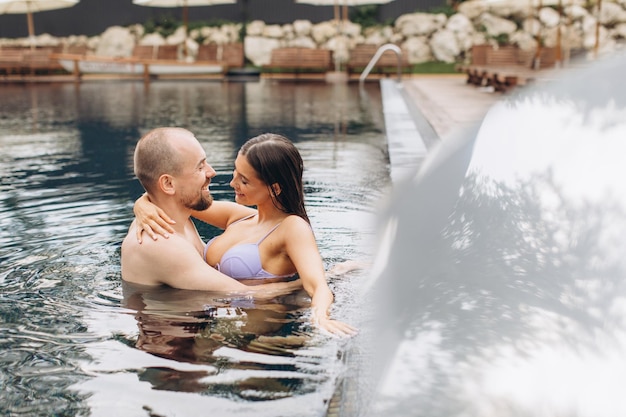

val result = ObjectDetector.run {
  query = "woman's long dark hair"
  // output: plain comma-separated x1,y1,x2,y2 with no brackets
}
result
240,133,309,224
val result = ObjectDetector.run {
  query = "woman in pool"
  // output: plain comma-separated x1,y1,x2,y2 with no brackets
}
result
134,133,358,337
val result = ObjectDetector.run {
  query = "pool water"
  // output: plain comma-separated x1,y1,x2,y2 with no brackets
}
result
0,80,389,416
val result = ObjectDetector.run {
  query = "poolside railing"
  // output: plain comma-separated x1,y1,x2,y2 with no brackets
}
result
359,44,404,84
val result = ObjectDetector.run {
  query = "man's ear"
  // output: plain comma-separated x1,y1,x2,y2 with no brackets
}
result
271,183,281,196
158,174,175,195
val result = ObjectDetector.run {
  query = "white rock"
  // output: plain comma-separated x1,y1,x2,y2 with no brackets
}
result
582,15,606,49
327,35,350,64
95,26,135,57
311,21,339,44
402,36,432,64
165,27,187,45
244,36,281,66
33,33,60,47
185,38,198,59
287,36,316,49
209,31,230,45
510,31,537,52
457,0,488,20
479,13,518,37
246,20,265,37
293,20,312,37
542,26,560,48
599,2,626,25
538,7,561,28
341,21,362,38
87,36,100,52
139,33,165,46
263,24,284,38
221,24,241,42
565,5,589,21
614,22,626,39
389,33,404,44
446,13,474,36
487,1,528,19
363,30,390,45
396,13,446,37
563,22,585,50
523,17,541,35
430,29,460,63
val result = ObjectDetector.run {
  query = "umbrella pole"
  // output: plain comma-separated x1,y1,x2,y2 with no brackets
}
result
332,0,340,72
555,0,562,68
183,3,189,59
533,0,543,69
594,0,601,58
27,11,35,50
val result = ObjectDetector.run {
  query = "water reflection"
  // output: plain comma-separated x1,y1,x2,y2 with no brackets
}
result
121,283,316,395
0,79,385,416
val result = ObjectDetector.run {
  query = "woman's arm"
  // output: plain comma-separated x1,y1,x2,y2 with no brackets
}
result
191,201,255,230
283,217,358,337
133,194,256,242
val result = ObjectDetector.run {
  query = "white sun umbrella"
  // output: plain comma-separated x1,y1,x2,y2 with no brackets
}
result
133,0,235,50
0,0,80,48
296,0,395,23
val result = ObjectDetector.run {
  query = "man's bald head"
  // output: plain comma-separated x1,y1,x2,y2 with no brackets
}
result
133,127,194,194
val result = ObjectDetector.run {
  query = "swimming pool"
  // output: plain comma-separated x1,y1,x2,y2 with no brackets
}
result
0,79,390,416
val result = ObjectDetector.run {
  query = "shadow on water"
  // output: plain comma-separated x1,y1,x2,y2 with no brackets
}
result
0,79,387,416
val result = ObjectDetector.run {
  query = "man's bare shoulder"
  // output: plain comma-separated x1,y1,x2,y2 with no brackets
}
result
121,225,198,286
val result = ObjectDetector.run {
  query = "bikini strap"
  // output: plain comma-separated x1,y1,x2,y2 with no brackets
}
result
228,213,256,227
256,223,282,245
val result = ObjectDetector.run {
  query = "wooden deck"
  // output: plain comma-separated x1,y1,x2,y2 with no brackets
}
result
0,43,243,83
0,47,65,75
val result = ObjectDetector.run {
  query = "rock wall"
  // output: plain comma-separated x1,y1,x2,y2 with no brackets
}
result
1,0,623,66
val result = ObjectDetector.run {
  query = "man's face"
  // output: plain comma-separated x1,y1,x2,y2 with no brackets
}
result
175,135,216,211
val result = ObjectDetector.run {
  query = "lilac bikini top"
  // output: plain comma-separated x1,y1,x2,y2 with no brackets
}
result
204,214,294,280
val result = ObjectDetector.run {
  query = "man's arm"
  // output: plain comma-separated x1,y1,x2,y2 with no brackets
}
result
123,232,300,297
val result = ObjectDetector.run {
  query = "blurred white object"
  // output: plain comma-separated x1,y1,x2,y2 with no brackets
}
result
364,51,626,417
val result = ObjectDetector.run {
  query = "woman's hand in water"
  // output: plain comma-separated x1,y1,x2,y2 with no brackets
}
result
312,308,358,338
134,193,176,243
326,260,369,277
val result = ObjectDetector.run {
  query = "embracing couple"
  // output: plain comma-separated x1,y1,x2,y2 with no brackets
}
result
121,127,357,337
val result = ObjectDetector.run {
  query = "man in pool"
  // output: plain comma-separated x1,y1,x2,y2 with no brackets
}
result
121,127,301,296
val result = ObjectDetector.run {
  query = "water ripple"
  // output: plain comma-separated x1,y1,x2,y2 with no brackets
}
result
0,81,381,417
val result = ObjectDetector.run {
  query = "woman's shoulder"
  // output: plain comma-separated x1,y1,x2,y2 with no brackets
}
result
280,215,313,232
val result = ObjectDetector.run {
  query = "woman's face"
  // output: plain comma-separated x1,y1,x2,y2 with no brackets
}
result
230,153,272,207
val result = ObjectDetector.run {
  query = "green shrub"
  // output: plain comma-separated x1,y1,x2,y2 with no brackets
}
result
492,33,510,46
426,5,456,17
350,5,380,29
143,15,180,38
408,61,458,74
